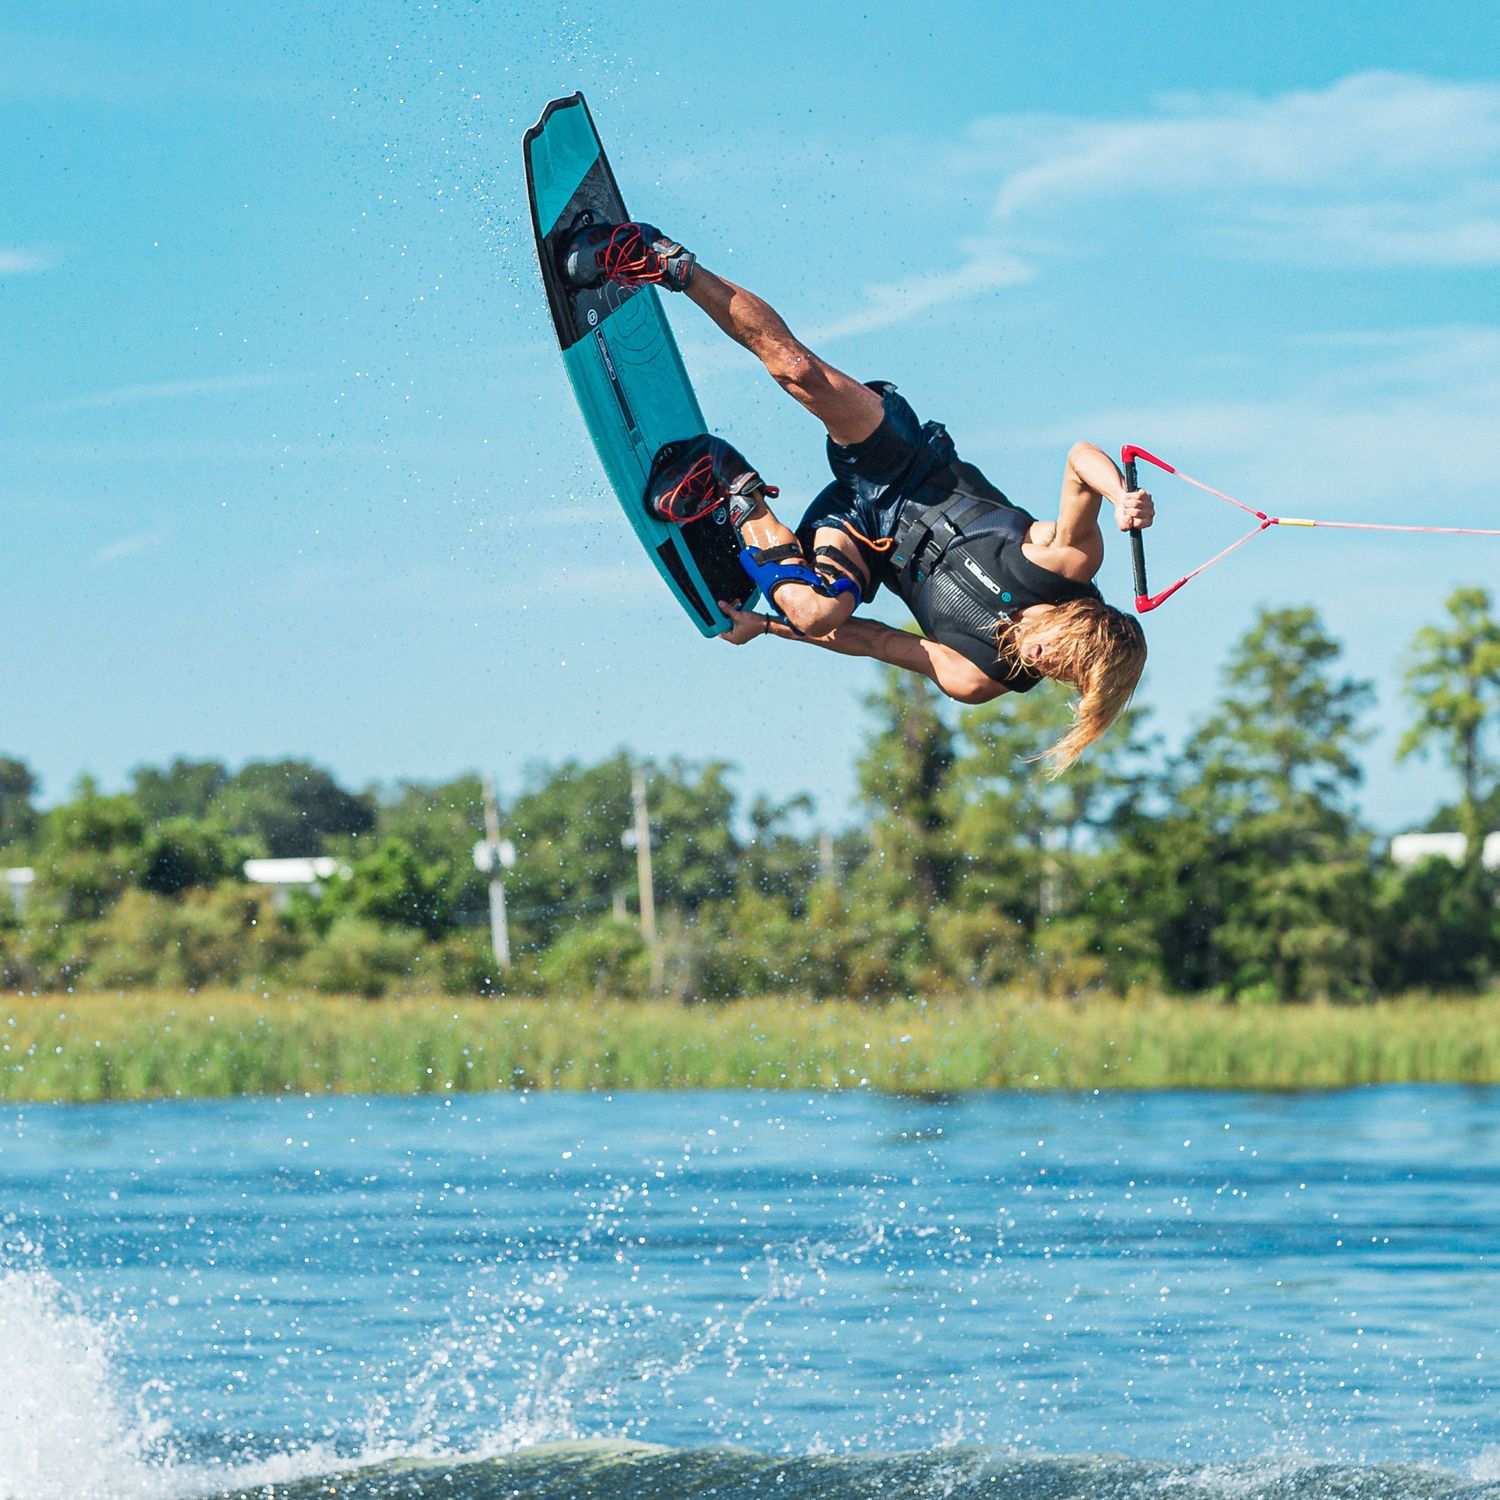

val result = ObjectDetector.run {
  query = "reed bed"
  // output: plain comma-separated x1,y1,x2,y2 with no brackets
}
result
3,990,1499,1103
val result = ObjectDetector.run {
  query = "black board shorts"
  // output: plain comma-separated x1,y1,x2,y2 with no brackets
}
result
795,382,958,603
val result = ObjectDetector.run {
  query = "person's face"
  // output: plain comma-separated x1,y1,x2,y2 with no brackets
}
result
1019,609,1069,666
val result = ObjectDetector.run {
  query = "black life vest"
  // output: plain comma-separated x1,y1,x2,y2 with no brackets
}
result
884,461,1102,688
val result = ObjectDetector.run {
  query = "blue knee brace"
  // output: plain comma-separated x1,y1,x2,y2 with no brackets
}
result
739,545,860,630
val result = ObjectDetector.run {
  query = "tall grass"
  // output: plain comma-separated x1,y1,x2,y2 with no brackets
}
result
2,990,1498,1104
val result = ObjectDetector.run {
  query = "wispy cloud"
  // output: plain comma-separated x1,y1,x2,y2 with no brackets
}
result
88,525,172,569
807,254,1033,344
1049,323,1500,519
39,372,299,414
973,72,1500,270
0,247,52,275
811,73,1500,344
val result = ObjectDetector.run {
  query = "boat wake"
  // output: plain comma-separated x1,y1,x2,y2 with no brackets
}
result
2,1248,1497,1500
207,1440,1500,1500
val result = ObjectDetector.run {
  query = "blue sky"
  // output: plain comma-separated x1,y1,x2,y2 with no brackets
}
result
6,1,1500,829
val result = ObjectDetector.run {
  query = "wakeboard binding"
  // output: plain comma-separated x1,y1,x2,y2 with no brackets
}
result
645,434,778,528
645,435,860,627
562,219,697,292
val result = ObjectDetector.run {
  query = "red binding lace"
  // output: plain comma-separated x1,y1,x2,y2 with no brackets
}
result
654,453,780,525
598,224,664,287
655,455,720,523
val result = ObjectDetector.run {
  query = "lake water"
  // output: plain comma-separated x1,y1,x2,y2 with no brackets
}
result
1,1086,1496,1498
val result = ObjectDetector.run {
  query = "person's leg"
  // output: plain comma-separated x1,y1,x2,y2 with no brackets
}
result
685,268,884,447
564,223,884,446
736,511,858,637
591,242,883,633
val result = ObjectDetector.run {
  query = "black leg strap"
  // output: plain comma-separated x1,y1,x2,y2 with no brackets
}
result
813,545,866,602
749,542,805,566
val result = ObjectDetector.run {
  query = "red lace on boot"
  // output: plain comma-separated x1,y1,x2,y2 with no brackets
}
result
653,454,780,525
598,224,666,287
653,455,720,523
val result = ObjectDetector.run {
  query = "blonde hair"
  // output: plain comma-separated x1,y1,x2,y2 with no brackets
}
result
999,598,1147,773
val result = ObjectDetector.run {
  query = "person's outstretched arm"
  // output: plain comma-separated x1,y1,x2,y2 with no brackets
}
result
718,601,1007,705
1052,443,1155,556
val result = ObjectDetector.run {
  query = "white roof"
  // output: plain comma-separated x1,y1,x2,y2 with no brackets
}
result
1390,831,1500,871
242,856,346,886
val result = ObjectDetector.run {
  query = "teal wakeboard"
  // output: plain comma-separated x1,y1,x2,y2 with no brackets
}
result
523,93,753,636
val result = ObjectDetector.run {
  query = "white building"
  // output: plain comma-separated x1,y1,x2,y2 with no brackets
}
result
242,856,350,911
1390,831,1500,871
2,868,34,913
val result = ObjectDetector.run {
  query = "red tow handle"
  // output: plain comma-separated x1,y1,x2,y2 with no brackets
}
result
1120,444,1175,476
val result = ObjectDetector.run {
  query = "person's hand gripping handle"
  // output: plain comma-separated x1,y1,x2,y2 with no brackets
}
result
1121,445,1149,608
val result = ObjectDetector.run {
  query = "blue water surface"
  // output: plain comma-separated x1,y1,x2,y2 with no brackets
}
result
0,1086,1496,1496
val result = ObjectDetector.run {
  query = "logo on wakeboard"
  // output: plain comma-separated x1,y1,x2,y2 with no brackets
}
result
587,308,598,326
713,505,728,526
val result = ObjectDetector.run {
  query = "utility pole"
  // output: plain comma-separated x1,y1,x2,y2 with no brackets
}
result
478,775,513,971
630,766,662,989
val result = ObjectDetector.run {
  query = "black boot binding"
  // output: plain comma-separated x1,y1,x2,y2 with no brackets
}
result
563,220,697,293
645,435,777,528
644,435,860,627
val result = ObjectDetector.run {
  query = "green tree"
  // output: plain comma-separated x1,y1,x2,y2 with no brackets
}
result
216,759,375,857
857,668,957,905
835,667,960,989
1373,854,1494,992
649,759,740,913
38,778,147,922
1185,606,1373,819
946,690,1157,990
1399,586,1500,877
130,759,229,824
293,917,423,998
1170,607,1377,999
0,757,40,852
375,774,488,924
505,753,638,950
506,753,742,957
137,817,239,897
536,916,648,999
310,836,455,941
680,887,811,998
87,886,295,990
738,792,821,916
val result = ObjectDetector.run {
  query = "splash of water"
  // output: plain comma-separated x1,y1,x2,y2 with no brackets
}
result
0,1246,172,1500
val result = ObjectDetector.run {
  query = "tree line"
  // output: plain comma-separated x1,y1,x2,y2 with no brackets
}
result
2,588,1498,1002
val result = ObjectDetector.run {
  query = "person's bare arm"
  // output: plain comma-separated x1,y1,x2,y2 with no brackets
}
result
718,601,1008,705
1054,442,1155,551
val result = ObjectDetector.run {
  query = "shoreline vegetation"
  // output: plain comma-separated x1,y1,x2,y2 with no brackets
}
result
4,597,1500,1015
4,991,1499,1104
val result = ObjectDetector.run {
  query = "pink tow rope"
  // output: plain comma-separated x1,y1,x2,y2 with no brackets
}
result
1120,444,1500,614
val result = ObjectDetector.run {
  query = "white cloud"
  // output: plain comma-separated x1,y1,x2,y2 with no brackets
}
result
806,254,1033,345
1049,323,1500,523
39,372,296,413
971,72,1500,270
0,247,52,275
808,73,1500,344
88,526,171,568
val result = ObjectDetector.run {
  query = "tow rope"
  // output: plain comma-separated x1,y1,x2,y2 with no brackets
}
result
1121,445,1500,614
